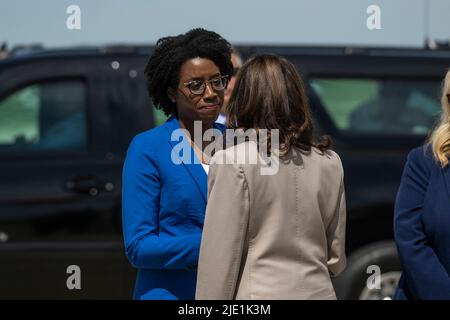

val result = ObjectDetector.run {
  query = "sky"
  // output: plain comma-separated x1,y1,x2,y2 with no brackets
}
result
1,0,450,48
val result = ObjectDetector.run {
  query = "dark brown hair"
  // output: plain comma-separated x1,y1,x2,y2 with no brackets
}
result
144,28,233,116
225,54,331,154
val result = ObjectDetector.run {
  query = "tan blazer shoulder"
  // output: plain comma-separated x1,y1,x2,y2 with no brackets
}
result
196,142,346,300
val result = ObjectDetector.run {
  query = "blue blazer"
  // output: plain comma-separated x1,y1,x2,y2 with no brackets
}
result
394,145,450,299
122,115,225,300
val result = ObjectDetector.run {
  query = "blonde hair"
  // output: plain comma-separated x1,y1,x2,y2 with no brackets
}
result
428,69,450,167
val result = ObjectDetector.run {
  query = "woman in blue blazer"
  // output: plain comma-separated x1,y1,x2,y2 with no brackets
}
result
121,28,232,300
394,69,450,299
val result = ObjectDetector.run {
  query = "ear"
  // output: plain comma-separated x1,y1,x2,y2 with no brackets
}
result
167,88,176,103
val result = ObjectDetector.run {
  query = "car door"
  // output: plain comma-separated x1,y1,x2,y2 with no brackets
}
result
297,54,446,246
0,56,134,298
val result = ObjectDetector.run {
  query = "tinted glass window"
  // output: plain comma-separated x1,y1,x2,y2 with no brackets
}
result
310,78,442,135
153,107,168,127
0,81,87,152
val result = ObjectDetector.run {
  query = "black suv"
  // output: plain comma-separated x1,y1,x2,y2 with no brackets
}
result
0,45,449,299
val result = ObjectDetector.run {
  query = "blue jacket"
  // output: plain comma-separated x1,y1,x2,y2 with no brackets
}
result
394,145,450,299
122,115,225,300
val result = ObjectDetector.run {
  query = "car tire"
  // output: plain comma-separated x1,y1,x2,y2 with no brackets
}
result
333,240,402,300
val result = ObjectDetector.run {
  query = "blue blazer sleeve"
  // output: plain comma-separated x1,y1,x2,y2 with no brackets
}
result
394,147,450,299
122,135,201,270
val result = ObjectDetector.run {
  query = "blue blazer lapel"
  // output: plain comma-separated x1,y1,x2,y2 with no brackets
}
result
165,116,208,203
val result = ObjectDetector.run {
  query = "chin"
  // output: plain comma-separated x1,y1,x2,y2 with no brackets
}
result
200,112,219,124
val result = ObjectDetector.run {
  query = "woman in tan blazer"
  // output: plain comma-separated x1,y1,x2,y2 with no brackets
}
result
196,54,346,300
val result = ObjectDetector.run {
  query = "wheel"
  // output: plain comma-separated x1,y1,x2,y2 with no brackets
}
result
333,240,402,300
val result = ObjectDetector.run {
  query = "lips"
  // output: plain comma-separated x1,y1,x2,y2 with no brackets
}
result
200,104,219,110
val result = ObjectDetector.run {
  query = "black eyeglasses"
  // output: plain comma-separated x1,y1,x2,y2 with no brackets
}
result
183,75,228,95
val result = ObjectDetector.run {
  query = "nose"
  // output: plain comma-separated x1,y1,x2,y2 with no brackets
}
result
203,82,218,101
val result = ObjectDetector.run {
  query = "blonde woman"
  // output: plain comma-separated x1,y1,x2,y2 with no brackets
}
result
394,69,450,299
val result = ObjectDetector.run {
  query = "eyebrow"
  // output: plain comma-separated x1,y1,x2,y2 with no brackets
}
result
187,73,221,82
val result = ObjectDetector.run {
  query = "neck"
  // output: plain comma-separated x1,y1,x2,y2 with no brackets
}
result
178,118,213,138
178,118,213,150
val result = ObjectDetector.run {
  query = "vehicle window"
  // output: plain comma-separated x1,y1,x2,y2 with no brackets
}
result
310,78,442,135
153,107,168,127
0,81,87,153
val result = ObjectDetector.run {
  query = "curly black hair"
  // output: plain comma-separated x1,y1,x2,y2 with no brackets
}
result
144,28,233,116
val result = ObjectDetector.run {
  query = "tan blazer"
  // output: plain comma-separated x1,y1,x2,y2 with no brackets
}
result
195,141,346,300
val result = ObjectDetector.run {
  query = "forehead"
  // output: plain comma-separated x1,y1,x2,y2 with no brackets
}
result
179,57,220,81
